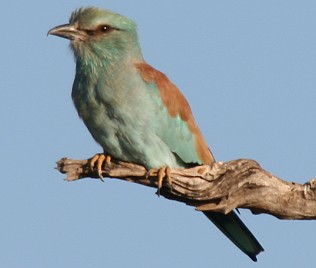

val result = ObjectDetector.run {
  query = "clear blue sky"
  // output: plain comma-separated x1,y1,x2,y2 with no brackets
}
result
1,1,316,267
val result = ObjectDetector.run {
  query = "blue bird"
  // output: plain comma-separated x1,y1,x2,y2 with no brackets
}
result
48,7,264,261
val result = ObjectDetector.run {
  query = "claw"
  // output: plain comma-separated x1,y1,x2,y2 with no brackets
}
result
90,154,100,171
89,154,112,181
156,166,172,196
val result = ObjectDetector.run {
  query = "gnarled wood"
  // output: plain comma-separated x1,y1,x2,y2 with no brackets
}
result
56,157,316,220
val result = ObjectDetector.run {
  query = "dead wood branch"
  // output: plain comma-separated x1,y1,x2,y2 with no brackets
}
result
56,157,316,220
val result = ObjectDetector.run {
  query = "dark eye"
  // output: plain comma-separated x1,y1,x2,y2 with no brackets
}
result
84,25,116,36
98,25,113,33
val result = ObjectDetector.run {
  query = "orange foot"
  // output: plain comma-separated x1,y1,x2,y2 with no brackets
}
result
148,166,172,196
90,153,112,181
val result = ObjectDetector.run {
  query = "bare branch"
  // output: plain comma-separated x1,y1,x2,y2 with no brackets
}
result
56,157,316,220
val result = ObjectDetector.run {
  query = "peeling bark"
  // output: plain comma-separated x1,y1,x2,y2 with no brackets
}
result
56,157,316,220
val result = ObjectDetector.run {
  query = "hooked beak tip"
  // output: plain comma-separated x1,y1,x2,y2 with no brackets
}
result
47,23,79,40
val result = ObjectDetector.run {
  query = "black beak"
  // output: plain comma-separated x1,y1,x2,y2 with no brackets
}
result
48,23,86,41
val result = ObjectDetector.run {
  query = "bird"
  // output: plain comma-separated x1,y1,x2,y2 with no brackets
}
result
48,7,264,261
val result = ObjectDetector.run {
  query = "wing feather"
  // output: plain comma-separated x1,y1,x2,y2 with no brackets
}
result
135,62,214,165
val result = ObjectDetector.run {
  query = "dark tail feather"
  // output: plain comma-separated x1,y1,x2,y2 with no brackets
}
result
203,211,264,261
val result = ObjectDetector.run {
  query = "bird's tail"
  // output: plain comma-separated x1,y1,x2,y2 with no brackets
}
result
203,211,264,261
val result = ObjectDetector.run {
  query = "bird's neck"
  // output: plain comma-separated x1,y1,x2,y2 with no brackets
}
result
74,49,143,90
74,41,143,75
73,43,145,105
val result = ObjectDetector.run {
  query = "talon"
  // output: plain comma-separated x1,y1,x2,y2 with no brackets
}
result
90,154,100,171
89,153,112,181
96,154,106,178
165,167,172,186
157,168,165,191
157,166,172,196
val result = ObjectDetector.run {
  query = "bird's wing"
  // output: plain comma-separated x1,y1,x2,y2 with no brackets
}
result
136,63,264,261
135,62,214,166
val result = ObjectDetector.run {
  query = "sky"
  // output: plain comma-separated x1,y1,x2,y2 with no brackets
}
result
1,1,316,267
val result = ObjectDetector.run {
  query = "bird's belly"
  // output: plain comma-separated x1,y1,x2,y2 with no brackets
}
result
77,96,180,170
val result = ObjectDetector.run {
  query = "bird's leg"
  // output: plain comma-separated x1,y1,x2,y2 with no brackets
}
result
156,166,172,196
90,153,112,181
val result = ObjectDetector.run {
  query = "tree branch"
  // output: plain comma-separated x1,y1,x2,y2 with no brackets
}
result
56,157,316,220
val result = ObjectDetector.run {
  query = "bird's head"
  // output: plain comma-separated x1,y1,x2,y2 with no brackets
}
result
48,7,142,63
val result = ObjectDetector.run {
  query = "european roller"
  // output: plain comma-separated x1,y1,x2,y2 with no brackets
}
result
48,7,264,261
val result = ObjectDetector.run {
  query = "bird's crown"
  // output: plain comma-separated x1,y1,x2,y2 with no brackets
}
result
69,7,136,33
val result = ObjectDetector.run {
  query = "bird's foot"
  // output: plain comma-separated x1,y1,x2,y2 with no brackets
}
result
147,166,172,196
90,153,112,181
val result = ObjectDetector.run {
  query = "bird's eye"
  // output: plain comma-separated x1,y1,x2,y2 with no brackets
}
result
101,26,109,32
84,25,115,36
98,25,113,33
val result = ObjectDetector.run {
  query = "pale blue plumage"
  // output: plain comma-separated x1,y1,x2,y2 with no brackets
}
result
73,60,184,168
48,7,264,261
